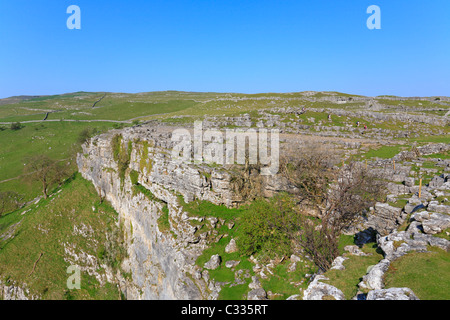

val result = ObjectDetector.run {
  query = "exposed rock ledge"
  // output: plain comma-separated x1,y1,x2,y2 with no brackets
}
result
77,125,234,299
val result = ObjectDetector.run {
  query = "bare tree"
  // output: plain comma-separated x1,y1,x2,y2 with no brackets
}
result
281,147,386,272
23,155,69,199
229,157,266,203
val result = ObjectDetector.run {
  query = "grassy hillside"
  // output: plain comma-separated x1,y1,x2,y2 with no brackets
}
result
0,121,121,202
0,173,124,300
0,90,448,300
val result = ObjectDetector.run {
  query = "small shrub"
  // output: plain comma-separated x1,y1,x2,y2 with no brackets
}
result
10,122,23,131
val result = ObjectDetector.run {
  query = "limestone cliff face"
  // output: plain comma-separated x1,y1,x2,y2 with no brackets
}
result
77,125,235,300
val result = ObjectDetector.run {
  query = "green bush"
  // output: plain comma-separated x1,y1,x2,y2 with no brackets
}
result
10,122,23,131
236,193,300,262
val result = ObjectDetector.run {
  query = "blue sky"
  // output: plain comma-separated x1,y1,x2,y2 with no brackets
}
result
0,0,449,98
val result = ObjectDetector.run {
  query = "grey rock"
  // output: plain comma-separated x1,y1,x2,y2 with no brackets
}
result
428,201,450,214
422,213,450,234
429,176,445,189
225,238,238,254
204,254,221,270
359,259,390,291
247,288,268,300
248,276,262,290
330,256,348,270
367,203,403,236
303,275,345,300
404,177,415,187
225,260,240,269
366,288,419,300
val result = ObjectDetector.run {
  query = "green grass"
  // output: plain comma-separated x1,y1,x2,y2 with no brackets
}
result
422,150,450,160
383,247,450,300
409,134,450,144
388,199,408,209
261,260,314,300
0,173,123,300
323,243,384,299
0,121,118,202
359,145,405,159
181,197,319,300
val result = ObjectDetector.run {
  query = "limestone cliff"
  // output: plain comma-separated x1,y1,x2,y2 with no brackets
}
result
76,124,239,300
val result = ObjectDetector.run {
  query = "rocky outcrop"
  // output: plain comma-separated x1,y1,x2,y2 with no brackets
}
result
0,281,38,300
303,275,345,300
412,211,450,235
247,276,268,300
77,121,449,301
77,125,233,300
366,288,419,300
366,203,404,236
358,259,391,291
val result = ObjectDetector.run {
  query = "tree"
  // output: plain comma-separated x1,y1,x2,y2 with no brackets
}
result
23,155,69,199
10,122,23,131
237,193,300,262
281,147,386,272
77,127,98,145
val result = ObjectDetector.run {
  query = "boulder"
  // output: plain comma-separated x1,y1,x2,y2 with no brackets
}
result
247,288,268,300
303,275,345,300
330,256,348,270
421,213,450,234
225,260,240,269
367,203,403,236
429,175,445,189
225,238,238,253
366,288,419,300
359,259,390,291
204,254,221,270
427,201,450,214
404,177,415,187
248,276,262,290
344,245,371,256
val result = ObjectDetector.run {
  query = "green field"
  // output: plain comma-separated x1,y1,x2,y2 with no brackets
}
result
0,173,124,300
0,121,121,202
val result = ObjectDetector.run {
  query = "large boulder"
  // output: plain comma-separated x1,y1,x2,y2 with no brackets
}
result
225,238,238,253
247,288,268,300
367,203,403,236
247,276,267,300
358,259,390,291
421,213,450,235
204,254,221,270
366,288,419,300
303,275,345,300
427,201,450,215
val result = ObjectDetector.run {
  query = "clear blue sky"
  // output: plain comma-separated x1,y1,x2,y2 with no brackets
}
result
0,0,449,98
